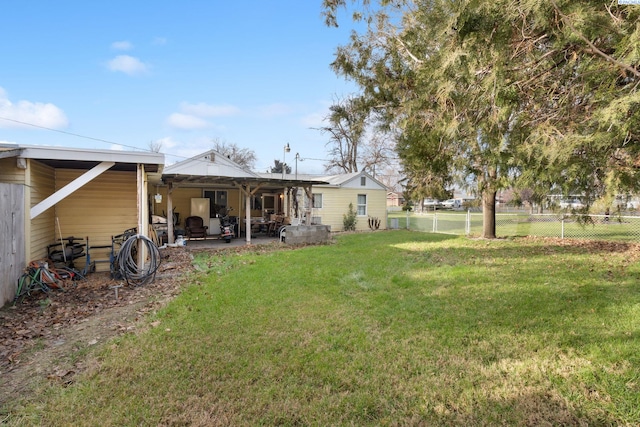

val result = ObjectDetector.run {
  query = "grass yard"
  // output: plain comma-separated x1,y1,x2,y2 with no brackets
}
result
5,231,640,425
390,210,640,241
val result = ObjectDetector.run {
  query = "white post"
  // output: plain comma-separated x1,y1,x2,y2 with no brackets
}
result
466,209,471,235
245,186,252,245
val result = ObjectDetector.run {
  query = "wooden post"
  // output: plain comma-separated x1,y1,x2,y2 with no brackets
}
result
167,182,174,244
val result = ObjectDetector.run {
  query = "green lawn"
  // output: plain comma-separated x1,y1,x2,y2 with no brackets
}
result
5,231,640,425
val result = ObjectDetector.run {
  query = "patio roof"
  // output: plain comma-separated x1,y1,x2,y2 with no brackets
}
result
161,150,326,189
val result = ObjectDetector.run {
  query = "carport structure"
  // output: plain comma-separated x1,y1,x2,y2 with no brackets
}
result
0,143,164,305
159,150,325,245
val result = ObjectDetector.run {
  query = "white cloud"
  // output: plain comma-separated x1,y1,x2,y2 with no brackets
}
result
106,55,149,75
110,144,124,151
300,111,325,127
154,136,179,149
166,113,210,130
256,103,293,118
111,40,133,51
179,102,240,117
164,139,217,165
0,87,68,129
165,102,240,131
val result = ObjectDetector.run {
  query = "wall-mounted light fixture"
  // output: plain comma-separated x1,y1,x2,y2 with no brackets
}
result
154,185,162,203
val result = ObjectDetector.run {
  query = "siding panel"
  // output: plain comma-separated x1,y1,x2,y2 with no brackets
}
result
55,169,138,246
30,160,55,261
0,158,25,184
311,187,387,232
54,169,138,271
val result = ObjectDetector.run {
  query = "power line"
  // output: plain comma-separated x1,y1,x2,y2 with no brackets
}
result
0,116,212,166
0,115,401,168
0,116,151,153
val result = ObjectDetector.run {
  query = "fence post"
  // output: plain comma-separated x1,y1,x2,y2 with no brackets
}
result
466,209,470,235
433,213,437,233
561,217,564,239
406,209,410,230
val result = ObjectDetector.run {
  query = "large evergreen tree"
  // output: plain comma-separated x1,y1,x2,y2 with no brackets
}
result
323,0,640,238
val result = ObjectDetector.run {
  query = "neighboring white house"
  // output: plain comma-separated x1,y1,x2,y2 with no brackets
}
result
285,171,388,232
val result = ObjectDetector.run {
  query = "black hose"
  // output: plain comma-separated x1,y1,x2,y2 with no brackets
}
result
116,234,161,286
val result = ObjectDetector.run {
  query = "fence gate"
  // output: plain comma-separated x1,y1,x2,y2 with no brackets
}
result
0,183,25,306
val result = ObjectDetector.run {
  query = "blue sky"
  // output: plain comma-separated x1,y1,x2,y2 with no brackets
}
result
0,1,360,173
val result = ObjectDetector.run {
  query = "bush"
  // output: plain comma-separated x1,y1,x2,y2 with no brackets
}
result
343,203,358,231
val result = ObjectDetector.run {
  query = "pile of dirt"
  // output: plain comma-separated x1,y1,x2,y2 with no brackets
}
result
0,246,195,408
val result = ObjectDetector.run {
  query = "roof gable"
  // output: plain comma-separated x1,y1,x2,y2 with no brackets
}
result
163,150,259,178
314,171,387,190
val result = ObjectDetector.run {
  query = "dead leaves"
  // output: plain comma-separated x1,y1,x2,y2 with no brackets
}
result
0,248,193,405
523,236,640,261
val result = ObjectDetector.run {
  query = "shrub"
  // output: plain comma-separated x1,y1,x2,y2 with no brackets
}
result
343,202,358,231
368,216,381,230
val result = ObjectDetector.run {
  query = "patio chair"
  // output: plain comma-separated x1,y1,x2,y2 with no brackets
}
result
269,215,285,236
185,216,208,239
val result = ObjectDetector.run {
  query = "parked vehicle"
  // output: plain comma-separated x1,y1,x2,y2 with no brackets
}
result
441,198,462,209
423,198,440,210
218,208,235,243
559,199,584,209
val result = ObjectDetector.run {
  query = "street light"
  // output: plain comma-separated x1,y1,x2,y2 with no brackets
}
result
295,152,303,180
282,143,290,179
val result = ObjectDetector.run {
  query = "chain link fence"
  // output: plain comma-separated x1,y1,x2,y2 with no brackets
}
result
388,211,640,242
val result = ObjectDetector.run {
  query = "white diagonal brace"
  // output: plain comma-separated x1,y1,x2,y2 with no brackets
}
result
30,161,115,219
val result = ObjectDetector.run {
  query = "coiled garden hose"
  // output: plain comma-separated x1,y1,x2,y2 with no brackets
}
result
116,234,161,286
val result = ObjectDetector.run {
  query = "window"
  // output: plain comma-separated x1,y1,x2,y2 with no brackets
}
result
204,190,228,216
251,196,262,210
360,176,366,186
357,194,367,216
312,193,323,209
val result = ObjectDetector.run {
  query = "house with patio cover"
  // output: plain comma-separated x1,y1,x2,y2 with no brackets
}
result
156,150,327,244
155,151,388,243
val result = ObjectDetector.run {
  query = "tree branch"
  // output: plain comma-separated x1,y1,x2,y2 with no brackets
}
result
550,0,640,79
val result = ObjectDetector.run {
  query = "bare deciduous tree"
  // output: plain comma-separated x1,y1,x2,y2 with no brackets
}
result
212,138,257,169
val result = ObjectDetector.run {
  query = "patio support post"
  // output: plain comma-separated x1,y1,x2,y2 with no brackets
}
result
244,185,252,245
303,185,313,225
167,182,174,244
234,181,265,246
137,164,147,271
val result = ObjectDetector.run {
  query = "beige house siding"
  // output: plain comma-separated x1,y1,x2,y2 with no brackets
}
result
29,160,56,262
54,169,138,271
310,187,387,232
163,187,203,227
0,158,56,265
0,158,25,183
